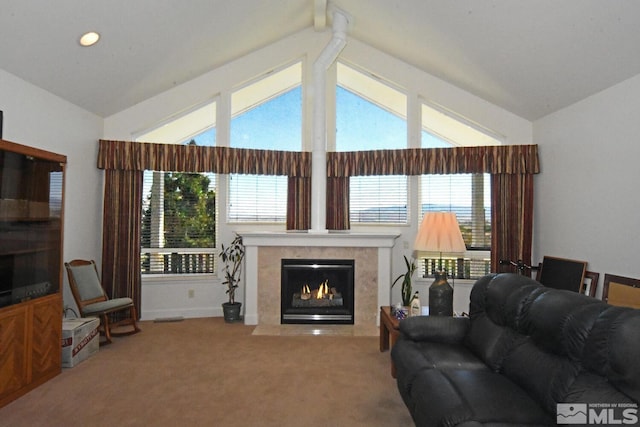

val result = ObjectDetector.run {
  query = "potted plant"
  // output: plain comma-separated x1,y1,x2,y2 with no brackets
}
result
218,233,245,322
392,255,417,307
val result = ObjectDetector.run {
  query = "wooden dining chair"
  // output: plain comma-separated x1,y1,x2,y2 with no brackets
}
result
602,273,640,309
65,259,141,345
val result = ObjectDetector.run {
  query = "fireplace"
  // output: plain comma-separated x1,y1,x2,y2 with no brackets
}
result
281,259,355,324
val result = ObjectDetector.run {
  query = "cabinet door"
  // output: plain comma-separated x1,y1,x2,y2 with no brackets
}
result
30,295,62,381
0,305,28,399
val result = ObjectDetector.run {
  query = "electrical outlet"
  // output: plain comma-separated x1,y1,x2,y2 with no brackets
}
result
188,289,195,298
403,240,409,249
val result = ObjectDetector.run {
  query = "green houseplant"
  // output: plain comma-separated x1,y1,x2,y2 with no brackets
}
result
218,233,245,322
392,255,417,306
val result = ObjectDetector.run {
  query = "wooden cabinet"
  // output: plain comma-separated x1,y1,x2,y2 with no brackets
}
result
0,294,62,407
0,139,65,408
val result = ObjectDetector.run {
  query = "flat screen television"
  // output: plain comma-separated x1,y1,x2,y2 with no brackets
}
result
0,253,54,307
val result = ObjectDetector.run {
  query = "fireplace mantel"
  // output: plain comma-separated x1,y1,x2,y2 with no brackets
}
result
240,231,400,326
241,231,399,248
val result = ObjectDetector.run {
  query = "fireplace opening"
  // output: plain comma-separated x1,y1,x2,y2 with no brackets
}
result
281,259,354,324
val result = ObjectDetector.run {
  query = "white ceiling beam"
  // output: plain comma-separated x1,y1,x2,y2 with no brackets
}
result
314,0,327,30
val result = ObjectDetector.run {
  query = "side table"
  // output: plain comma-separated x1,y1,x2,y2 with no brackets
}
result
379,306,401,377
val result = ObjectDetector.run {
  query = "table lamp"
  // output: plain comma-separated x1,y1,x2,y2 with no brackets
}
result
414,212,466,316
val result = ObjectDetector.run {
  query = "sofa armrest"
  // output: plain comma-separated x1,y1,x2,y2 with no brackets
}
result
399,315,470,344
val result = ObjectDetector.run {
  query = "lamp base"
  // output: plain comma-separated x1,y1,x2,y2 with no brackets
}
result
428,271,453,316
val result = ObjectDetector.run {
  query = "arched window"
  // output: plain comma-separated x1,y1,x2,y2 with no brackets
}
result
336,63,408,224
228,62,302,223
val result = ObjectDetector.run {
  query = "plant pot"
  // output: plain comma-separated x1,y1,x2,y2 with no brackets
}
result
222,302,242,323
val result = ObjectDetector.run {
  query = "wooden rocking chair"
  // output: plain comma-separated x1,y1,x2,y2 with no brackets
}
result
65,259,140,345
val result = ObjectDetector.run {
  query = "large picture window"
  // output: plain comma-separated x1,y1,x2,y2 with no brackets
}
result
138,102,217,275
228,62,301,223
336,63,408,224
419,172,491,279
418,101,501,279
141,168,217,274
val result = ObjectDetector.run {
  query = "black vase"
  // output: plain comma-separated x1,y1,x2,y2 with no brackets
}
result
428,272,453,316
222,302,242,323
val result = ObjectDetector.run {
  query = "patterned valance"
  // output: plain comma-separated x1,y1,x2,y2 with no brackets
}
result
97,140,311,177
98,140,538,177
327,145,539,176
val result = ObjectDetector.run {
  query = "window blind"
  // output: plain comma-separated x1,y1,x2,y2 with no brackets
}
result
350,175,408,223
227,174,287,222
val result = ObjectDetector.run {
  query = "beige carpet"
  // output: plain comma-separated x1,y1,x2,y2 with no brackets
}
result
0,318,413,427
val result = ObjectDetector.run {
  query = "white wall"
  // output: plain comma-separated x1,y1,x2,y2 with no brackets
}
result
0,69,104,313
533,73,640,297
104,28,532,319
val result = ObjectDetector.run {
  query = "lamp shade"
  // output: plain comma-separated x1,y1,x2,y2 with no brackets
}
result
414,212,466,254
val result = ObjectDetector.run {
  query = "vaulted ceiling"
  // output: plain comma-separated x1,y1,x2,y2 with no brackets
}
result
1,0,639,121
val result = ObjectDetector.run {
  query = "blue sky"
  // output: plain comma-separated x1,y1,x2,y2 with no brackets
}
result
188,85,449,151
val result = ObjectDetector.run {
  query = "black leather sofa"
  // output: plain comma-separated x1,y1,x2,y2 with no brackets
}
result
391,273,640,426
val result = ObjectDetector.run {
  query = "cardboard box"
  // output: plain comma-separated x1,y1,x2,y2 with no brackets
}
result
61,318,99,368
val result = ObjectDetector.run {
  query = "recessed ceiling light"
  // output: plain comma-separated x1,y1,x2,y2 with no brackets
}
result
79,31,100,47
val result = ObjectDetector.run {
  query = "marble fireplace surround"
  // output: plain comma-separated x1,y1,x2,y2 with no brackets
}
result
240,232,400,328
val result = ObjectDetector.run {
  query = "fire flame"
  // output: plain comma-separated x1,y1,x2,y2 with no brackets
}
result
301,281,331,300
316,280,329,299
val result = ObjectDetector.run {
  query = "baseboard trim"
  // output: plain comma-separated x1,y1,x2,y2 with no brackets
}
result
141,307,219,321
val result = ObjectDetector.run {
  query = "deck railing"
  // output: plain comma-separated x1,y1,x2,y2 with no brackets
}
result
141,248,217,274
420,255,491,280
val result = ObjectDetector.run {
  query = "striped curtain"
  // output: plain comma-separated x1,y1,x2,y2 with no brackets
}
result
286,177,311,230
490,173,535,274
98,140,311,176
326,177,350,230
326,145,539,176
101,169,143,318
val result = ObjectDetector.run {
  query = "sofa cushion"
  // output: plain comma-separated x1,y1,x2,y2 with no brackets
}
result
399,315,470,343
561,302,609,362
393,338,488,409
467,273,497,317
484,273,543,327
520,289,602,357
564,372,637,405
501,337,580,414
465,274,540,371
464,314,525,372
498,287,606,413
582,306,640,402
409,368,554,427
83,297,134,315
